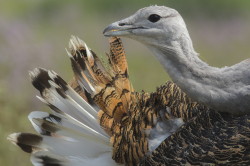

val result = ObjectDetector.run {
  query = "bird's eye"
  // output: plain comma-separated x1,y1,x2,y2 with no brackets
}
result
148,14,161,23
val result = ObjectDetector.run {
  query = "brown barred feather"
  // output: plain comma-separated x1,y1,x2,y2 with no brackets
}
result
69,37,250,166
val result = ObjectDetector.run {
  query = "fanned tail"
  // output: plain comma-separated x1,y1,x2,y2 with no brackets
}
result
8,66,116,165
8,36,132,166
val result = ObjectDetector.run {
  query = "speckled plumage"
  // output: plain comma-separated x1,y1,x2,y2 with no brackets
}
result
139,110,250,166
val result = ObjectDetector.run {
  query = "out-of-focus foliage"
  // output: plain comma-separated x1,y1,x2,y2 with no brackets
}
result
0,1,250,166
84,0,250,17
2,0,250,19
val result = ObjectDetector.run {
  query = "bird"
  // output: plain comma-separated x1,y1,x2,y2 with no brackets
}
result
8,5,250,166
103,5,250,115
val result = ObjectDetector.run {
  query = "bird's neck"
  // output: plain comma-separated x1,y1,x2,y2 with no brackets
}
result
148,34,223,106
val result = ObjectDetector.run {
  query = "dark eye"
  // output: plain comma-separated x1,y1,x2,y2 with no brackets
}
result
148,14,161,23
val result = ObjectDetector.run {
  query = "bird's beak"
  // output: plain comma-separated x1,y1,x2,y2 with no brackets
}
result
103,21,134,37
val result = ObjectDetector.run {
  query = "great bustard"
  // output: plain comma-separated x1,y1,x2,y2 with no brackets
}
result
8,5,250,166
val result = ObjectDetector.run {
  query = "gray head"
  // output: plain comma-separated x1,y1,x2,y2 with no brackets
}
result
103,6,190,49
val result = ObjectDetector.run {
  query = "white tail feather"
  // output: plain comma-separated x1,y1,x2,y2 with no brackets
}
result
18,68,120,165
28,111,109,143
31,151,119,166
31,69,106,136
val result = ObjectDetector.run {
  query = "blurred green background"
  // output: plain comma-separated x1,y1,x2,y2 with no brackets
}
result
0,1,250,165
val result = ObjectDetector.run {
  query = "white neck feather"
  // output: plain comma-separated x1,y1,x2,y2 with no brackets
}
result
147,33,249,114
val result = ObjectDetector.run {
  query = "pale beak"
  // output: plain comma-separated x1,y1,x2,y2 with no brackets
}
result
103,21,134,37
103,18,148,37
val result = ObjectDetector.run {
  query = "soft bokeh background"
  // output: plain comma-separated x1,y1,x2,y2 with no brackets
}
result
1,1,250,165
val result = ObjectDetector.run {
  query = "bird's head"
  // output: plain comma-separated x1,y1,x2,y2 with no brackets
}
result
103,5,189,48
